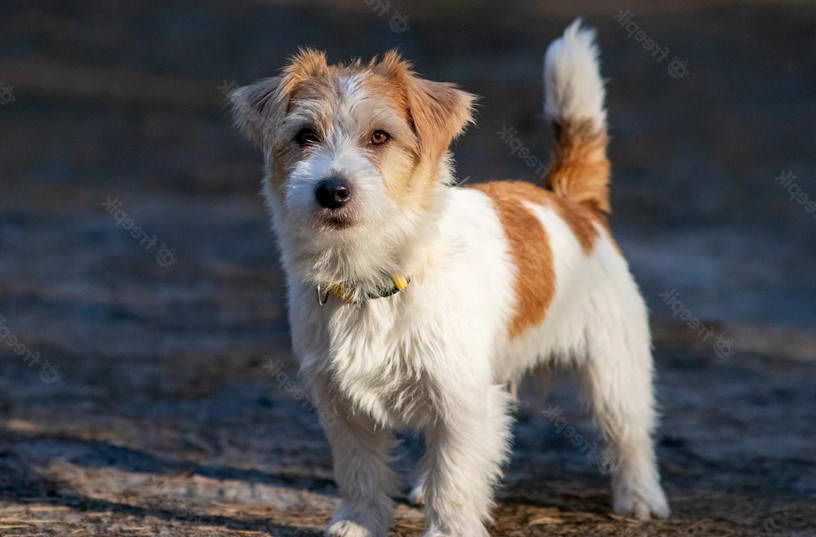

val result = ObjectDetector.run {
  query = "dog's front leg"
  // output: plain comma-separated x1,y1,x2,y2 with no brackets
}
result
421,384,513,537
318,397,396,537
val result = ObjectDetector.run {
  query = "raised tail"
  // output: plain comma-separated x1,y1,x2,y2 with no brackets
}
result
543,19,611,215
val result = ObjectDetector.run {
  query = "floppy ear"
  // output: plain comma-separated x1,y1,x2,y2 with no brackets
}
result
374,50,475,163
228,49,329,147
405,75,476,163
227,77,284,147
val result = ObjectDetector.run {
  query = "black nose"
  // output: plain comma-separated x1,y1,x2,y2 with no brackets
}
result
314,177,352,209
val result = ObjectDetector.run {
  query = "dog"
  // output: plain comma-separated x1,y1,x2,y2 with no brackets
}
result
228,19,669,537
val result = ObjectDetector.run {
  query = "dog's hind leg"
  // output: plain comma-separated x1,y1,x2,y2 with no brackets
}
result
577,300,670,520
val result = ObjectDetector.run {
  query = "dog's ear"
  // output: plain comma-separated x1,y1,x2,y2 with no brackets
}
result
228,49,328,147
227,76,283,147
406,76,475,162
374,51,475,163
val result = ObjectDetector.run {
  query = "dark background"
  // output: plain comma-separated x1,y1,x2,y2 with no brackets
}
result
0,1,814,536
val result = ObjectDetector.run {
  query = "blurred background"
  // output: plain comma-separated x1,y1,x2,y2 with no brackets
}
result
0,1,814,535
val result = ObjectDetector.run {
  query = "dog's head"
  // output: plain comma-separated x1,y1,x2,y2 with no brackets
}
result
228,49,474,283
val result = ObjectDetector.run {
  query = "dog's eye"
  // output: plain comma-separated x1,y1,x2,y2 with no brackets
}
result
294,128,320,147
369,130,390,145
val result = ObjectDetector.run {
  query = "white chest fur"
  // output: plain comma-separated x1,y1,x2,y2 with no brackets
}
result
286,188,515,428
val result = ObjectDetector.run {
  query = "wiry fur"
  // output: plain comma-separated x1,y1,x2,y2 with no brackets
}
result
544,19,612,215
229,20,668,537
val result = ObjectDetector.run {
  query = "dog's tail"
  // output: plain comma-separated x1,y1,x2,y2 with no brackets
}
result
543,19,611,215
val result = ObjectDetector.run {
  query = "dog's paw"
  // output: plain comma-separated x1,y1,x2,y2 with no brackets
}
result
325,519,375,537
421,529,488,537
325,500,393,537
421,522,489,537
612,483,670,520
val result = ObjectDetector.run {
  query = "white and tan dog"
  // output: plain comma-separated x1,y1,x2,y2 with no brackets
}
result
229,20,669,537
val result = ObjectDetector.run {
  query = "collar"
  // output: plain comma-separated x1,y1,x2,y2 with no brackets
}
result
316,275,410,305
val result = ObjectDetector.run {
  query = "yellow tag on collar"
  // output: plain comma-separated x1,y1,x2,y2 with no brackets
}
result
393,275,409,291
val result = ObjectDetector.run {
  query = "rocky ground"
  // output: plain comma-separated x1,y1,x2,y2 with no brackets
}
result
1,0,814,535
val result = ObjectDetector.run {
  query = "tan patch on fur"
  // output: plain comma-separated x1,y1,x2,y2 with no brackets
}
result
357,67,421,206
361,51,475,210
471,182,555,339
278,49,329,101
476,181,602,253
550,194,603,254
370,50,475,161
471,180,613,338
546,119,611,215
